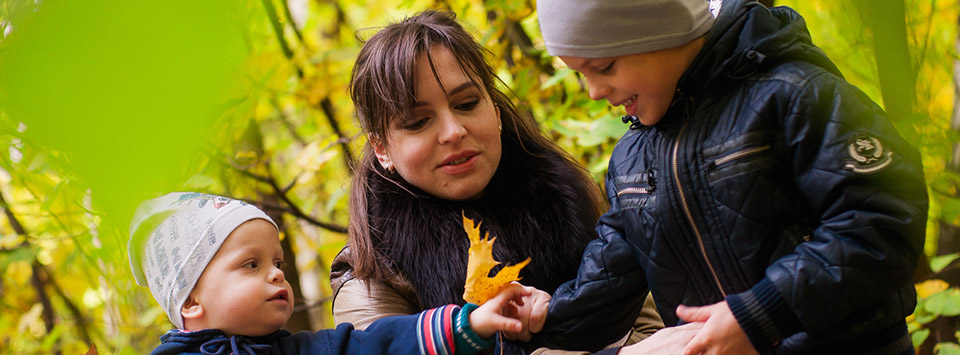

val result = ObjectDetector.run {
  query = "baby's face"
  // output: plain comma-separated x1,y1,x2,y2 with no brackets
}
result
189,219,294,336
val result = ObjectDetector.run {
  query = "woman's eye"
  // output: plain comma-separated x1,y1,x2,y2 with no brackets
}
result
242,260,259,269
599,61,615,74
403,118,428,131
455,100,479,111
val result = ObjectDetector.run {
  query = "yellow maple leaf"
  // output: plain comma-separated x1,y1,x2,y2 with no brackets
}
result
462,212,530,304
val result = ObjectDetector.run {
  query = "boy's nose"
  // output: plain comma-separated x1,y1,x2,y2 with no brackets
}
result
587,83,611,101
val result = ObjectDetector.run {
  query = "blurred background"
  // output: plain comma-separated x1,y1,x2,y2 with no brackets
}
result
0,0,957,353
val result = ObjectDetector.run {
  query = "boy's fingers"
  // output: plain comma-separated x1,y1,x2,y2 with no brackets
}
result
676,304,710,323
528,296,549,333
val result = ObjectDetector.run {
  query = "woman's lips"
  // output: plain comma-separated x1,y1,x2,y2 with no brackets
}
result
439,153,478,175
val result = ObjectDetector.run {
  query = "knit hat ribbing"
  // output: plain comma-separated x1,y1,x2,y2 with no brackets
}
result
537,0,715,58
127,192,277,329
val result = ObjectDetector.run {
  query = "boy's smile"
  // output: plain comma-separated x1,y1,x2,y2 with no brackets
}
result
560,36,704,127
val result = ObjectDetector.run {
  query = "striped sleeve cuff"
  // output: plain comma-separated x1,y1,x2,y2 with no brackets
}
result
417,305,457,355
726,278,804,353
453,303,494,354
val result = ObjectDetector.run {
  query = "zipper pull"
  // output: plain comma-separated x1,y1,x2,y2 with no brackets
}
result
621,115,643,130
647,170,657,193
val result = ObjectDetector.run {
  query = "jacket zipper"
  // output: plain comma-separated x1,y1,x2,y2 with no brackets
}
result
672,120,728,297
617,186,652,197
712,145,772,167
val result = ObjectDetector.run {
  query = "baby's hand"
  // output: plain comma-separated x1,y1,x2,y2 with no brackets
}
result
468,282,530,338
502,282,550,342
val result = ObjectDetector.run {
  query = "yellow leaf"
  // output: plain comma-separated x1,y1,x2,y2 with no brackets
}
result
462,212,530,304
916,279,950,299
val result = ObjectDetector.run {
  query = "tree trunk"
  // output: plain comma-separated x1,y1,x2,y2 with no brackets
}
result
859,0,918,138
262,193,313,333
919,4,960,355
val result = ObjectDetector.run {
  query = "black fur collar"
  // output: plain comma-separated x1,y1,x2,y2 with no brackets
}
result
367,146,599,308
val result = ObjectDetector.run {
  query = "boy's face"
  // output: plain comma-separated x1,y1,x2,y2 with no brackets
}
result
185,219,293,336
560,45,693,127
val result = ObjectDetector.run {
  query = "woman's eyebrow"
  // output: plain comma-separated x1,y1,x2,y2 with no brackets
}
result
413,82,477,107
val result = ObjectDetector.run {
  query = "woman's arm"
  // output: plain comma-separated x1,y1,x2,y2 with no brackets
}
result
330,247,420,329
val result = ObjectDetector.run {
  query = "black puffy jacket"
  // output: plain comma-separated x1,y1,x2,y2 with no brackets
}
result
537,1,927,353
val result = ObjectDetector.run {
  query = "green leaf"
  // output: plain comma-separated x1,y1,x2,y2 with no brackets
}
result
925,288,960,317
182,174,217,190
936,342,960,355
541,67,573,89
41,324,65,350
137,306,166,327
0,245,39,271
931,253,960,273
911,328,929,349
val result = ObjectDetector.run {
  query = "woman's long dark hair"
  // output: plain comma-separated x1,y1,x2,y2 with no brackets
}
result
347,10,605,284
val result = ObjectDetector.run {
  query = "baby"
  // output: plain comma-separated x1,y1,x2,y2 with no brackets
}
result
128,192,545,354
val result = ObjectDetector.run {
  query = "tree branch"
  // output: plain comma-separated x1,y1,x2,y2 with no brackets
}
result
0,190,61,354
222,157,349,234
262,0,304,78
318,97,357,171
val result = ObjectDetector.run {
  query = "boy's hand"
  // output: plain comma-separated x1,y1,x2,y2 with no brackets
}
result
618,322,703,355
501,282,550,342
676,301,758,355
469,282,530,338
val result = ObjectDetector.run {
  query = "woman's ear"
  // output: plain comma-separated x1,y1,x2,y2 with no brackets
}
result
495,104,502,133
180,296,205,321
370,135,394,172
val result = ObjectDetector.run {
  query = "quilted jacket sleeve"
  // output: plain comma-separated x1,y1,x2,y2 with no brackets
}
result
725,68,928,352
532,166,651,352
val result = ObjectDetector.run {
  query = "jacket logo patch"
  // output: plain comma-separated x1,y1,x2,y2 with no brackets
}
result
844,134,892,174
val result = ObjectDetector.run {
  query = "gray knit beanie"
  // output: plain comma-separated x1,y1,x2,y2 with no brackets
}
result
537,0,715,58
127,192,277,329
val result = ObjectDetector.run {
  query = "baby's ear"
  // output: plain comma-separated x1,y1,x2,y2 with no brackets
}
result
180,296,204,321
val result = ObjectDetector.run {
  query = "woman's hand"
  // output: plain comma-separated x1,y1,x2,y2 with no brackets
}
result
618,322,703,355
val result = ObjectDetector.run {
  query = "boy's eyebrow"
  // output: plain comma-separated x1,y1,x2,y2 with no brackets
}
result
413,82,476,107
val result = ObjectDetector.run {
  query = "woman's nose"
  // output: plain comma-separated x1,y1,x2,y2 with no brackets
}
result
437,111,467,144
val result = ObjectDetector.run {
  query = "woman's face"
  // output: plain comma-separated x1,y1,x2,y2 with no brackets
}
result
373,46,502,201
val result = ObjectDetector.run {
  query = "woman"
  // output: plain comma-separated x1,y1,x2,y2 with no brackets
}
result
330,10,662,352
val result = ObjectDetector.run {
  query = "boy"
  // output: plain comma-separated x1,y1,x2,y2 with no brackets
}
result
128,192,544,354
532,0,927,354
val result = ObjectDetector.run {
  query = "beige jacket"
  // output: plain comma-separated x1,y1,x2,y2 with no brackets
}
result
330,248,664,353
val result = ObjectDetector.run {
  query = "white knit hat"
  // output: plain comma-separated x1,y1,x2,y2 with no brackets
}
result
537,0,715,58
127,192,277,329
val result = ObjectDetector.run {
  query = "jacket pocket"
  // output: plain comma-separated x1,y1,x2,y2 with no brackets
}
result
614,170,657,209
703,131,777,183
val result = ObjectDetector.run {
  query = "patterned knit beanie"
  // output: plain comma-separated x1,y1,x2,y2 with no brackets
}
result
537,0,715,58
127,192,277,329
